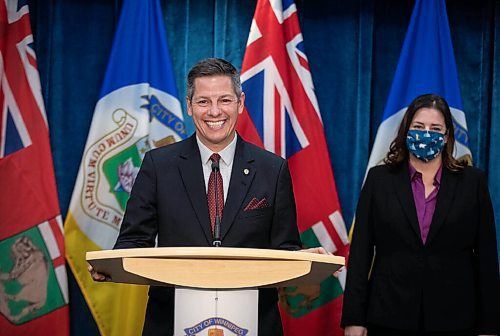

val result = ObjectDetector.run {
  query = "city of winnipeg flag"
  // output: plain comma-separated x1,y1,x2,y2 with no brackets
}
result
63,0,186,335
366,0,472,176
0,1,69,335
237,0,349,335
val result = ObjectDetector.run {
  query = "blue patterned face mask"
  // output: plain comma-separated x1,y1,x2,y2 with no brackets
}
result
406,129,445,162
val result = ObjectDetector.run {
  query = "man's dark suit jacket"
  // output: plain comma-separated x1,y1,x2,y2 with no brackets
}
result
341,163,500,334
114,134,301,335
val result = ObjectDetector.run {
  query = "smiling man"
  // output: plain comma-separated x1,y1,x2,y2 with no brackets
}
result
186,60,244,153
90,58,303,335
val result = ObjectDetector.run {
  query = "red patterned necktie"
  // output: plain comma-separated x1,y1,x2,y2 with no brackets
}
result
207,153,224,234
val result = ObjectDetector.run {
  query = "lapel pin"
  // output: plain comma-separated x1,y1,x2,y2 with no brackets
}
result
243,168,250,175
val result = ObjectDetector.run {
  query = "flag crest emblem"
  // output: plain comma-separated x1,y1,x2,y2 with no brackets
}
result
0,228,66,324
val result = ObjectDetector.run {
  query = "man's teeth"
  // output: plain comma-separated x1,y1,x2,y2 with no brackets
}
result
206,121,224,128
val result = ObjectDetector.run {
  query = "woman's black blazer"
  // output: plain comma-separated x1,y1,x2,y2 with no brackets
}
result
342,163,500,334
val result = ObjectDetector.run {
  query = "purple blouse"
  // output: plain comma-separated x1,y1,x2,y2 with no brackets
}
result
408,163,442,244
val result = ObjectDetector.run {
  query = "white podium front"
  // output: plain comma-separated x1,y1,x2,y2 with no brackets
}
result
175,288,257,336
86,247,344,336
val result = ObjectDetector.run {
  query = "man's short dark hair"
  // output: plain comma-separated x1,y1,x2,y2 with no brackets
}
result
186,58,242,101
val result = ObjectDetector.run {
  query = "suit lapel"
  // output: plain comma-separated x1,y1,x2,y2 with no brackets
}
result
394,164,422,241
178,136,212,245
220,138,255,240
426,168,458,245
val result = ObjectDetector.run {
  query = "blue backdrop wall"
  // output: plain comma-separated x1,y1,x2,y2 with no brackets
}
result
27,0,500,334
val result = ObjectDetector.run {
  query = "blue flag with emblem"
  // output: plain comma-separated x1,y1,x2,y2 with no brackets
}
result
64,0,186,335
365,0,472,175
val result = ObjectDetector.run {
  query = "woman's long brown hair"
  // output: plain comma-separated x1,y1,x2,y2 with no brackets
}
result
384,93,465,171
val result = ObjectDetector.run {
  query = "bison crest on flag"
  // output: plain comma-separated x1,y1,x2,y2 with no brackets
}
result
0,229,66,324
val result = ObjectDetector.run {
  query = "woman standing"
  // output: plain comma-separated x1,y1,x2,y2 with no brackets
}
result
342,94,499,336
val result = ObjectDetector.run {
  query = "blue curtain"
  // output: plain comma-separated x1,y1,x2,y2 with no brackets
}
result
28,0,499,334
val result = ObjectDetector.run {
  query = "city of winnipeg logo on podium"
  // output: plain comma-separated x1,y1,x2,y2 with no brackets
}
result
184,317,249,336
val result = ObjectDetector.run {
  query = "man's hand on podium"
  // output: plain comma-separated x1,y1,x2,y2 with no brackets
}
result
344,326,367,336
300,246,329,255
299,247,344,278
88,265,111,282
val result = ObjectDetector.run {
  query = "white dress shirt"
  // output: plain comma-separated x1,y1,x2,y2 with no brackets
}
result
196,134,237,204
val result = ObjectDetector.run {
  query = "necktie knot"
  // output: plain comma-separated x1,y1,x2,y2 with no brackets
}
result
210,153,221,164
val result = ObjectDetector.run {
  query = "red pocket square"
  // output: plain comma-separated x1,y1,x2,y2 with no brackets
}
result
244,197,270,211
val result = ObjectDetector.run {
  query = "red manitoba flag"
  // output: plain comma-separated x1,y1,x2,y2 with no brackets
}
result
237,0,349,335
0,2,69,335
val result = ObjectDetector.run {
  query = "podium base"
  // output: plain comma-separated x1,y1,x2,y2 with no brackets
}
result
174,288,258,336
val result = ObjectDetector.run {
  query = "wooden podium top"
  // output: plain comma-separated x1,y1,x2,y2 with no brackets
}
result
86,247,344,289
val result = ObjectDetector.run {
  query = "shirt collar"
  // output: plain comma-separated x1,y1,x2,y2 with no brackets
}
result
408,161,443,186
408,161,419,180
434,165,443,186
196,133,238,167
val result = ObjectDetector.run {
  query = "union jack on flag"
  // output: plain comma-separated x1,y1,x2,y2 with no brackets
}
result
1,1,69,334
237,1,348,335
240,51,310,159
1,2,44,158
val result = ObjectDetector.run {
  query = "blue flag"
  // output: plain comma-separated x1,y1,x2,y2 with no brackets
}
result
99,0,187,146
64,0,185,335
366,0,472,173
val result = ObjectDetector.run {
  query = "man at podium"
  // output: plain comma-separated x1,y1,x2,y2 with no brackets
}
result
90,58,304,335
